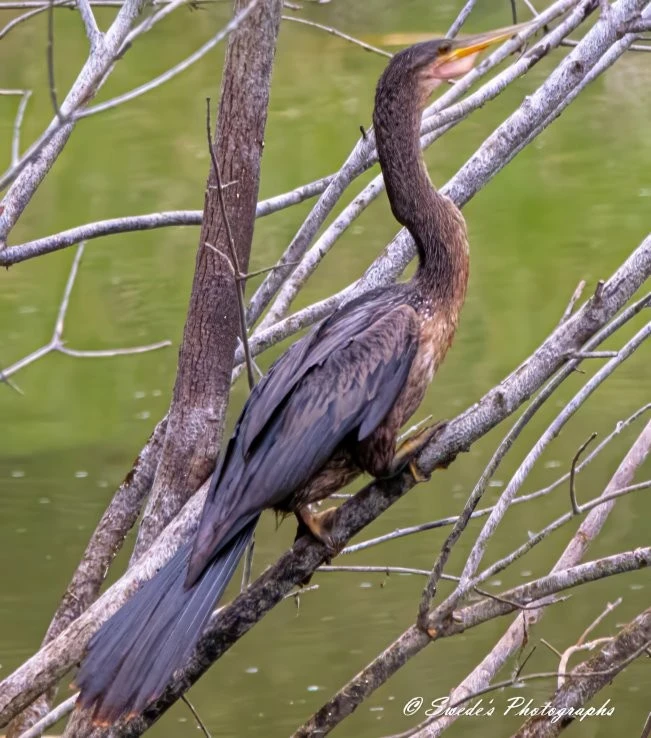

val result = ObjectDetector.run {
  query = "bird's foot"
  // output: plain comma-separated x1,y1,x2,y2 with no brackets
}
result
295,505,340,561
392,420,448,482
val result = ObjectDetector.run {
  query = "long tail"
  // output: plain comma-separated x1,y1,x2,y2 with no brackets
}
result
75,519,258,724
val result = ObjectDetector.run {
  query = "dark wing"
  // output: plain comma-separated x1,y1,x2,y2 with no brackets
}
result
239,284,409,456
186,295,419,585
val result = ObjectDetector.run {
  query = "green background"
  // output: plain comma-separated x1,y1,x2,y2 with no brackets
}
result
0,1,649,736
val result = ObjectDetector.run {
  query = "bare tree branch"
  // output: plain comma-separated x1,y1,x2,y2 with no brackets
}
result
17,694,77,738
0,173,332,266
446,0,477,37
77,0,102,48
0,243,171,384
0,0,150,243
413,417,651,738
0,89,33,165
511,609,651,738
343,401,650,556
281,14,391,57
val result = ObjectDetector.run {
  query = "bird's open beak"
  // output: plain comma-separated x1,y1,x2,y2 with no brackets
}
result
432,22,531,79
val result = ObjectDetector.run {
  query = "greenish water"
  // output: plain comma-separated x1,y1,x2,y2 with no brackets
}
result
1,2,649,737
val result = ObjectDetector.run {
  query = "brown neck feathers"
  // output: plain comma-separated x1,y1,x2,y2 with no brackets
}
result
373,65,469,305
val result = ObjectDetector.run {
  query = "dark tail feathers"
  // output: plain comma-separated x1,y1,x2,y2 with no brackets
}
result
76,519,257,724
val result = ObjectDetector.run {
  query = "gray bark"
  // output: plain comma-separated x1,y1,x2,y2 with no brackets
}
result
512,608,651,738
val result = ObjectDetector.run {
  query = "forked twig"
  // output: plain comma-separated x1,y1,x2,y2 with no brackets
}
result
0,243,171,385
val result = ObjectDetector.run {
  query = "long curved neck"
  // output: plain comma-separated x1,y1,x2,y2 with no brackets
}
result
373,81,468,303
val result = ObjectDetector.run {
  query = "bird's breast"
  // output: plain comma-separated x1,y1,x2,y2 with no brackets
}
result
398,310,459,425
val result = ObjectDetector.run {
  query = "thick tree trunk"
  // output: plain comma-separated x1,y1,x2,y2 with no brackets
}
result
131,0,283,561
60,0,283,735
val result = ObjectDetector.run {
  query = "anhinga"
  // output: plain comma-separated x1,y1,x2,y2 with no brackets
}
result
76,25,521,724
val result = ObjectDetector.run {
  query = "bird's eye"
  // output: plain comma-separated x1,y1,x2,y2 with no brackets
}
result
437,42,452,55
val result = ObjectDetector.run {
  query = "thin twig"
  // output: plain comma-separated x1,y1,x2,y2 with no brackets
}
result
0,243,171,383
318,565,458,582
282,15,391,57
557,637,613,687
513,645,537,680
77,0,101,46
46,0,65,123
540,638,563,659
181,695,212,738
0,5,52,40
10,90,32,166
243,260,300,280
569,432,598,515
446,0,477,37
561,35,651,51
205,97,255,391
559,279,586,325
572,350,619,358
473,587,568,612
343,396,651,556
577,597,622,646
54,240,85,341
59,341,171,357
241,538,255,591
16,694,78,738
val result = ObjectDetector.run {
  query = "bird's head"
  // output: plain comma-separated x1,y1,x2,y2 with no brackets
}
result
376,24,529,111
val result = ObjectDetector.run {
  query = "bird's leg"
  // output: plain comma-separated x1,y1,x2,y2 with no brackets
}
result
295,505,340,559
391,420,448,482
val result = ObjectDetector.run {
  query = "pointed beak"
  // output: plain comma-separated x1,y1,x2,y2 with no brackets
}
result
438,21,532,65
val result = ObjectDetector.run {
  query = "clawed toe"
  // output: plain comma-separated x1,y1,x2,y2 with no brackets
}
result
295,506,341,558
391,419,447,481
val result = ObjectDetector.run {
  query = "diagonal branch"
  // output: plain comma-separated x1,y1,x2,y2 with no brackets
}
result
511,608,651,738
0,173,332,266
243,0,565,329
0,229,648,730
77,0,101,47
411,418,651,738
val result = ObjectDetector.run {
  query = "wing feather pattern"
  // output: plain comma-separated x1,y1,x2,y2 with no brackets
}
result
187,289,419,586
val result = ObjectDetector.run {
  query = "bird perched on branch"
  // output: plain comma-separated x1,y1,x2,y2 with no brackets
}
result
76,24,524,724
